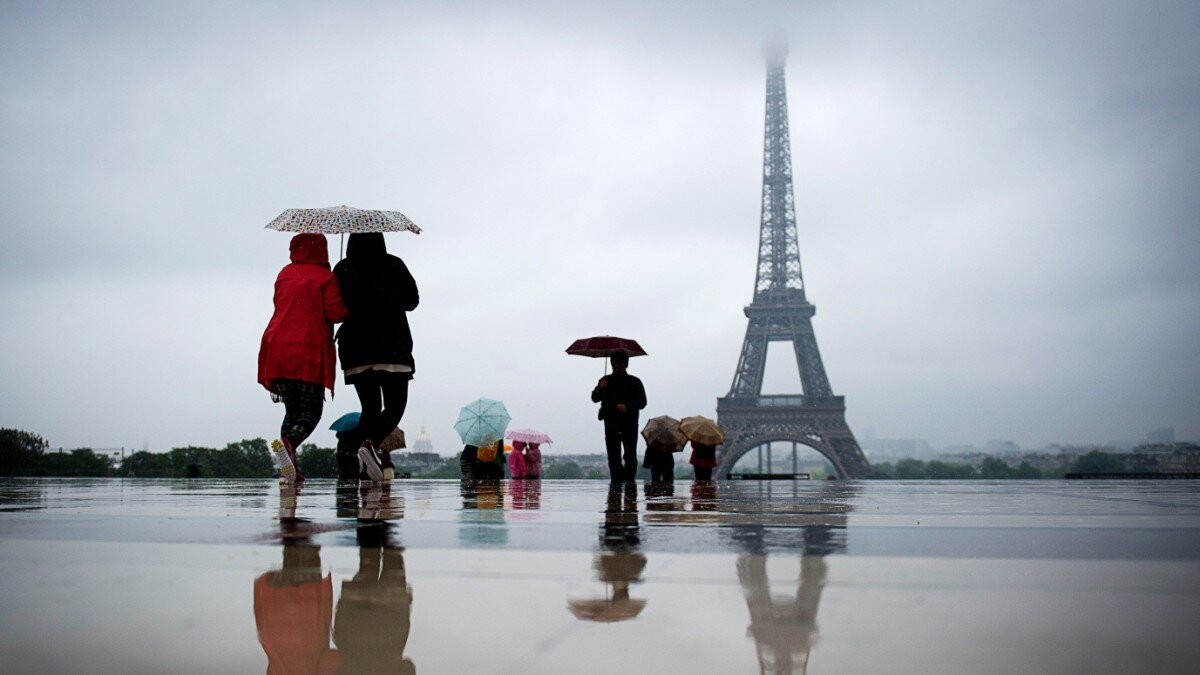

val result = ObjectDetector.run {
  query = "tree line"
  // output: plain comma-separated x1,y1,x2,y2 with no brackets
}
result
2,428,1136,480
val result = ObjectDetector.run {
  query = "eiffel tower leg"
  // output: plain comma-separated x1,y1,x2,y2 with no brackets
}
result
729,317,769,398
792,327,832,397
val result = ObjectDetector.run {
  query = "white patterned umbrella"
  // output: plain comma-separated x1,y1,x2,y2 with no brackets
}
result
266,205,421,235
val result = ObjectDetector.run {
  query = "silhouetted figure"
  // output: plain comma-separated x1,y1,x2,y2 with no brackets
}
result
643,445,675,483
591,351,647,483
689,441,718,481
334,232,419,482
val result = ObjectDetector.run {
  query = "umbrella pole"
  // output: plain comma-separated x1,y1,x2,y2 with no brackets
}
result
340,233,344,260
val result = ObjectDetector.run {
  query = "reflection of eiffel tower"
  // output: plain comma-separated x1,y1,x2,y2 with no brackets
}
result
738,553,826,674
716,38,869,479
730,483,853,674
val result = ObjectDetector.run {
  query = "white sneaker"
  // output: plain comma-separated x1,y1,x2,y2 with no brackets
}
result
272,439,296,484
358,441,384,482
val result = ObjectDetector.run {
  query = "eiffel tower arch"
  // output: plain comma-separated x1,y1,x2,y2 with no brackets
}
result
716,39,870,480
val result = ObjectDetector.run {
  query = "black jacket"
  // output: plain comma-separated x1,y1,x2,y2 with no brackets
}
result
333,233,419,371
591,372,647,422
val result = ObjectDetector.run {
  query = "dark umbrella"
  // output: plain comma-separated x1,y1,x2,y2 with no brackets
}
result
566,335,647,374
565,335,648,358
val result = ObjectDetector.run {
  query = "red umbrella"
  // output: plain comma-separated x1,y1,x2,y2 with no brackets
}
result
565,336,648,358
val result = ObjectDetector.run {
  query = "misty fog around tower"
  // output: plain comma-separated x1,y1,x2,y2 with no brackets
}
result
1,1,1197,455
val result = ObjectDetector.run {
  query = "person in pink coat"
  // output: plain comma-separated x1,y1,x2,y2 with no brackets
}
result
508,441,528,479
523,442,543,479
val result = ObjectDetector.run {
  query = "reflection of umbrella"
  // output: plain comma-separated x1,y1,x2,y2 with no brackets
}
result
505,428,553,445
453,398,512,447
568,598,647,623
679,415,725,445
379,427,406,452
329,412,360,432
266,205,422,234
641,416,686,452
565,335,647,358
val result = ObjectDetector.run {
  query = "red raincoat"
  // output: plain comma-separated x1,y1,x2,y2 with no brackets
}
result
258,234,349,393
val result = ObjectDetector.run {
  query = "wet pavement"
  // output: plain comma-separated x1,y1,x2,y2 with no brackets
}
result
2,478,1199,673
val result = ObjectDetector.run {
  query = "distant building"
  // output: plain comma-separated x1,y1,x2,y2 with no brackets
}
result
544,453,609,474
860,437,934,460
985,440,1022,455
1145,427,1176,444
393,451,442,474
412,425,434,454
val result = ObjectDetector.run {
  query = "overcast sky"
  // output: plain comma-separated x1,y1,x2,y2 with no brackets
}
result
2,0,1197,456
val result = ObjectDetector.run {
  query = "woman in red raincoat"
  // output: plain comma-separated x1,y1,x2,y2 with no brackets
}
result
258,233,348,482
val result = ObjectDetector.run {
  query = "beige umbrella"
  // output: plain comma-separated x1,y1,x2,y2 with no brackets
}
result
568,597,647,623
379,427,406,452
679,416,724,445
641,415,686,452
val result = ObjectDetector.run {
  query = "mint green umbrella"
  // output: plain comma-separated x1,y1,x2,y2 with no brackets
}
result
453,398,512,447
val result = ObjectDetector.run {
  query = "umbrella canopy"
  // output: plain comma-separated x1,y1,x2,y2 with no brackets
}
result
453,398,512,447
505,428,553,445
379,427,406,452
329,412,360,432
568,598,647,623
679,415,725,445
266,205,422,235
565,336,647,358
641,415,686,453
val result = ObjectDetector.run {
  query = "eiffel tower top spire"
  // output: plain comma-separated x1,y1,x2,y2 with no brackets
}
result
754,36,806,305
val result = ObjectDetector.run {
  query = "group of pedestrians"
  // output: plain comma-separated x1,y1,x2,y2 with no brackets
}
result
590,351,719,484
257,232,418,484
458,439,543,480
257,232,716,487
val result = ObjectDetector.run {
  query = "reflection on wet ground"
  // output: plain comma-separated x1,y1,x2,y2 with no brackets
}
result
2,478,1199,673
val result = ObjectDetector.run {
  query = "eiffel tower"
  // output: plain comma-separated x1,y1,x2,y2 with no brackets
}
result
716,39,870,479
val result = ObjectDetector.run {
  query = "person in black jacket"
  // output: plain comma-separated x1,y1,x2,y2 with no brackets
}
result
333,233,419,482
591,351,647,483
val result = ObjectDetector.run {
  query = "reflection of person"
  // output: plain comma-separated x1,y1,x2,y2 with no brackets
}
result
590,351,647,483
459,480,508,545
570,483,647,623
689,441,718,481
510,476,541,510
258,233,348,483
254,538,341,673
334,232,419,483
333,524,415,674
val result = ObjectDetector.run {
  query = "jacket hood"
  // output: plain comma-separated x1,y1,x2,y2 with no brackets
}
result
289,233,330,267
345,232,387,258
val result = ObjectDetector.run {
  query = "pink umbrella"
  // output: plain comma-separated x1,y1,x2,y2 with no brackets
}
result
505,428,554,445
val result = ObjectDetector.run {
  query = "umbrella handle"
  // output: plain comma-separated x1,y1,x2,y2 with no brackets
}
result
339,233,344,260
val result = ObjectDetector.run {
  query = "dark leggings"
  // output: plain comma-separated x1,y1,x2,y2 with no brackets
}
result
271,380,325,448
351,371,411,447
694,466,714,481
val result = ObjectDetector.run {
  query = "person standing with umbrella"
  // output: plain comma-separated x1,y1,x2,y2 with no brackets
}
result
591,350,647,483
258,233,348,483
334,233,419,482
